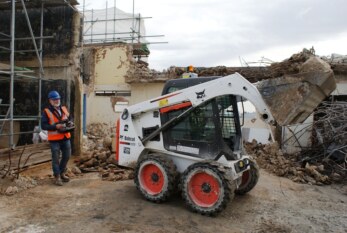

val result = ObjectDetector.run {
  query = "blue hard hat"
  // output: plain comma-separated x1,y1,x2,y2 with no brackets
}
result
48,91,61,100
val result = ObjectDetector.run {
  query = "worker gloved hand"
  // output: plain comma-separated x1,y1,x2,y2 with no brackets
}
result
66,121,74,128
56,121,75,133
56,123,66,129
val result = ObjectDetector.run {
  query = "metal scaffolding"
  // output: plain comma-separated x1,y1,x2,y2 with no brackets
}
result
81,0,167,48
0,0,76,149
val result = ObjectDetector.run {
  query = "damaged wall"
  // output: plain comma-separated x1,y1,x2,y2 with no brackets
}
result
82,43,167,125
83,43,132,125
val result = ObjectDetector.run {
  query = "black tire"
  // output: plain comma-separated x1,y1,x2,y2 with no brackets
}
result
134,153,178,203
235,159,259,195
181,161,236,216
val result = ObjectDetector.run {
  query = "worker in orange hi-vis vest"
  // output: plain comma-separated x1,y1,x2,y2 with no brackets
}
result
41,90,74,186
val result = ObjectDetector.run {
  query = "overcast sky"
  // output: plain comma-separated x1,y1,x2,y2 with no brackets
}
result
80,0,347,70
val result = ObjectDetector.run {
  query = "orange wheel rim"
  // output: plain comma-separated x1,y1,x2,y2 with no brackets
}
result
140,163,164,195
188,172,220,207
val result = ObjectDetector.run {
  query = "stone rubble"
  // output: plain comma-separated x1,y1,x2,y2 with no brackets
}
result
76,123,134,182
125,48,347,84
0,170,38,196
245,139,345,185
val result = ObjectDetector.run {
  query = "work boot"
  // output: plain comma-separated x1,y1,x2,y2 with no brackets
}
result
54,175,63,186
60,173,70,182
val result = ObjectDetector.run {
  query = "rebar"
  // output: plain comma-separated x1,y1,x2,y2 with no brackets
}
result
286,101,347,179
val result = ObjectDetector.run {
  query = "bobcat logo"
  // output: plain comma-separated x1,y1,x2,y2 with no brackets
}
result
196,89,205,99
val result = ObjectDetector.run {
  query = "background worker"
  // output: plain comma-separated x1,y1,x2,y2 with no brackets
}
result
41,90,72,186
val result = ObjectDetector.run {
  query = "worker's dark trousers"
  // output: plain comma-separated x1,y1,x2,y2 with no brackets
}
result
50,139,71,176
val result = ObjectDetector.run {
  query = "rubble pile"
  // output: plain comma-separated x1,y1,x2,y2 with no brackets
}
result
125,61,177,83
125,61,155,82
126,49,346,84
269,48,315,77
298,101,347,182
125,62,272,83
245,139,345,185
76,150,134,181
125,50,317,83
77,123,134,181
0,171,38,196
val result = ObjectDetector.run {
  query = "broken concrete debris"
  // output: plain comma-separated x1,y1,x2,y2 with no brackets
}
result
298,101,347,182
125,48,346,84
77,123,134,181
245,139,345,185
0,171,38,196
77,148,134,182
5,186,19,196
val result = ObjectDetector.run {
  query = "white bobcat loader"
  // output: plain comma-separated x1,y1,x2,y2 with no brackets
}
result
115,57,336,215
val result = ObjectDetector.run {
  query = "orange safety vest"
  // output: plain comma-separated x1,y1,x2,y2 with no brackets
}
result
44,106,71,141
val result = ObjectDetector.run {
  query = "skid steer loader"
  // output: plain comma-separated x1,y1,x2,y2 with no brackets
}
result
115,57,336,215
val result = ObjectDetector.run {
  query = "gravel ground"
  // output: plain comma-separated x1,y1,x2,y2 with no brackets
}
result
0,166,346,233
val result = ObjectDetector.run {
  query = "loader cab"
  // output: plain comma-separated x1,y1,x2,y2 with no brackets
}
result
161,77,242,160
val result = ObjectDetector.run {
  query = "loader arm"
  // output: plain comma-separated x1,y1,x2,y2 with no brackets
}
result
128,72,275,125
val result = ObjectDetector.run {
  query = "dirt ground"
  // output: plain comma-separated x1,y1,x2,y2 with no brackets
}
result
0,163,346,233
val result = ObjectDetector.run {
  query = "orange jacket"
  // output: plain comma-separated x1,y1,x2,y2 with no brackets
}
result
43,106,71,141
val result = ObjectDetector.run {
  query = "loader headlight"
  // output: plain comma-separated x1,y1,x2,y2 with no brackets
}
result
238,160,244,168
234,158,250,173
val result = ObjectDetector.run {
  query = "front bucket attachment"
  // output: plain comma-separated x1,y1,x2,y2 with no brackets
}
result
257,57,336,126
